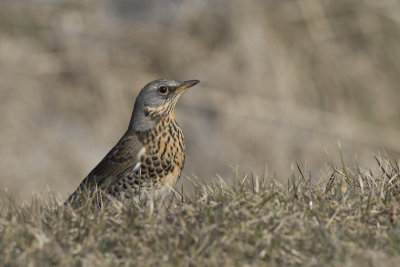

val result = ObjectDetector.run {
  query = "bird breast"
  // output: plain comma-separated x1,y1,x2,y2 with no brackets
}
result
136,117,185,187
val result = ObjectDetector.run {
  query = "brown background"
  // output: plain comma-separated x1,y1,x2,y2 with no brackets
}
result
1,0,399,201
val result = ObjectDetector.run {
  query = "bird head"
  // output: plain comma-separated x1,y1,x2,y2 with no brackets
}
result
129,79,199,132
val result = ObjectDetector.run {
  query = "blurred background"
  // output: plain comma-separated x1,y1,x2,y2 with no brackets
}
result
1,0,400,201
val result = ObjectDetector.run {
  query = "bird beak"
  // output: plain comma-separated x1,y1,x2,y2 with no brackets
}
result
175,80,200,93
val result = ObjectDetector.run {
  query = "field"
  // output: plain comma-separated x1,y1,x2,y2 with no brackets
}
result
1,1,400,266
1,155,400,266
1,0,400,199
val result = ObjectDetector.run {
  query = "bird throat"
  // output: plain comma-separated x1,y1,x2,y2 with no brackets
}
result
130,96,179,132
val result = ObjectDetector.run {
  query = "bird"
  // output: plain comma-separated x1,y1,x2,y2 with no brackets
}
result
64,79,199,207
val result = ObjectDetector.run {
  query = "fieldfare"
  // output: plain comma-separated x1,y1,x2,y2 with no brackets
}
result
65,79,199,207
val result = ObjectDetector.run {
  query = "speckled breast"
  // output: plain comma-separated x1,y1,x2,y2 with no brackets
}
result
108,117,185,200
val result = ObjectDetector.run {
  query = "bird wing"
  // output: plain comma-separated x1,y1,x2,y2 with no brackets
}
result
65,131,144,205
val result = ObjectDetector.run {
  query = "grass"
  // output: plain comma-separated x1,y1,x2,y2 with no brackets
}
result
1,156,400,266
2,0,400,198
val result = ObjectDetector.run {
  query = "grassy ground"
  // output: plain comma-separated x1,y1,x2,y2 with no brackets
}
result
2,0,400,197
1,156,400,266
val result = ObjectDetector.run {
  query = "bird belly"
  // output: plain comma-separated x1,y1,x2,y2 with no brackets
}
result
161,162,182,187
106,118,185,203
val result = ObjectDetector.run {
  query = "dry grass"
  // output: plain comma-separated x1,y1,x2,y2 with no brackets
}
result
1,155,400,266
1,0,400,199
1,2,400,264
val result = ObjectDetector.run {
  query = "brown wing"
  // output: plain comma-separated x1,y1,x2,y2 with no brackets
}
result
65,131,144,205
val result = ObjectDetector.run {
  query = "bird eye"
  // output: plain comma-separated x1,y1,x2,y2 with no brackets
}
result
158,86,168,95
